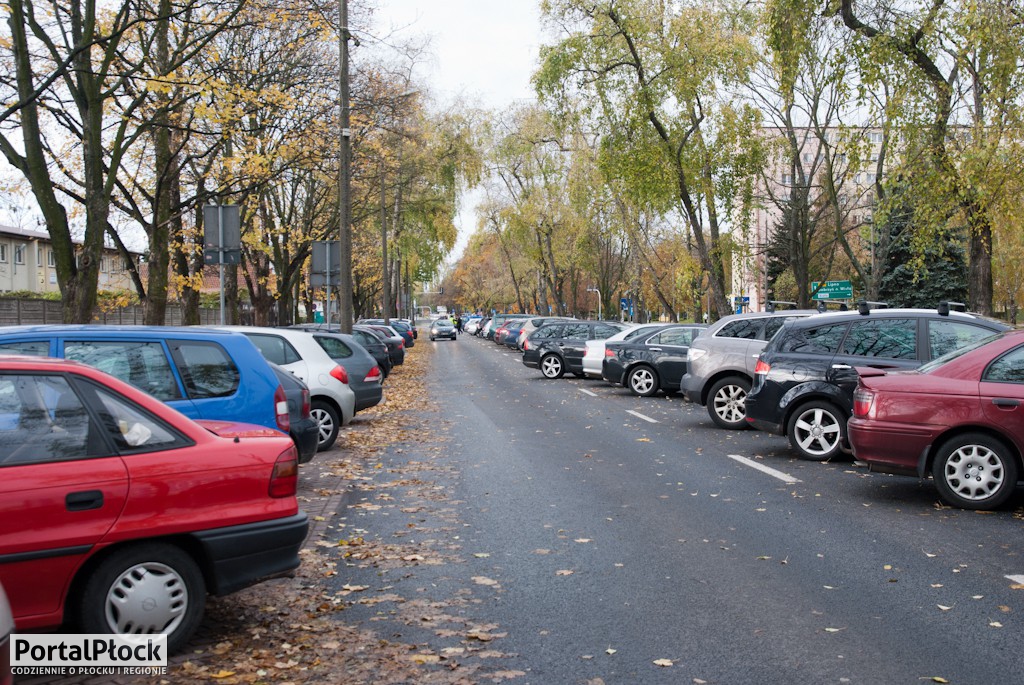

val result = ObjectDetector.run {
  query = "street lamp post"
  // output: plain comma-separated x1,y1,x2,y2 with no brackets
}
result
587,287,601,320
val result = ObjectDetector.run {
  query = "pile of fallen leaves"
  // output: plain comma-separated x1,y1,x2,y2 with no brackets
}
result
137,340,522,685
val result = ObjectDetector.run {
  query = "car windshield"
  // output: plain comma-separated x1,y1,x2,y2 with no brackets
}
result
917,331,1005,373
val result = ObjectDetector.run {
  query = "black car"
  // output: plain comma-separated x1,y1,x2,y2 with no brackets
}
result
744,304,1010,461
358,324,406,367
359,319,415,348
523,321,628,378
268,362,318,464
603,324,707,396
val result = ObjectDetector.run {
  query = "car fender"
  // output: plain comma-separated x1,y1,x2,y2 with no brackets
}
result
778,381,852,431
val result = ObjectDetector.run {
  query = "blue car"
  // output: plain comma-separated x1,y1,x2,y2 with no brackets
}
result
0,325,289,435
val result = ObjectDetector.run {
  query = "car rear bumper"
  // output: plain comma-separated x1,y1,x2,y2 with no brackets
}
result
353,383,384,412
848,418,934,477
192,512,309,596
746,417,784,435
602,359,625,385
291,417,319,464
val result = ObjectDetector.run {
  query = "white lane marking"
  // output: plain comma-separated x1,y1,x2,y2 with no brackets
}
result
1006,575,1024,585
626,409,658,424
727,454,802,484
578,388,598,397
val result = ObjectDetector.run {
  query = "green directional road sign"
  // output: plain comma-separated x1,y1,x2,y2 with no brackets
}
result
811,280,853,300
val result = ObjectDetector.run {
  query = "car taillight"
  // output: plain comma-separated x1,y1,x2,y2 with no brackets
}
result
301,388,311,416
330,364,349,384
398,341,405,350
269,446,299,498
853,387,875,418
754,359,771,375
605,348,615,358
523,339,530,351
364,365,382,383
274,384,290,433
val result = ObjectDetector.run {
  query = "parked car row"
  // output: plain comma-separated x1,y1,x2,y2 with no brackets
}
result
485,303,1022,510
0,317,423,656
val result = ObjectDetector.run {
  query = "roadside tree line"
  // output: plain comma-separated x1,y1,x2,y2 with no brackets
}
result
442,0,1024,323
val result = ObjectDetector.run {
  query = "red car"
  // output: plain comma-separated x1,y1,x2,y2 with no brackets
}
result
849,329,1024,510
0,355,308,652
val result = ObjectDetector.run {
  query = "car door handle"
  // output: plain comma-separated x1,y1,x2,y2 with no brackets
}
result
992,398,1020,408
648,347,662,352
66,490,104,512
831,364,852,370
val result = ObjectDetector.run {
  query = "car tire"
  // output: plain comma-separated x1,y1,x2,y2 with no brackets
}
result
627,365,659,397
540,353,565,379
78,543,205,655
311,399,340,451
787,400,845,461
430,336,435,341
707,376,751,429
932,433,1018,510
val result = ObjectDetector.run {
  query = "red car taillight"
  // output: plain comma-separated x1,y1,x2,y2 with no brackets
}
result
853,387,875,418
301,388,311,416
364,365,382,383
330,364,349,385
269,446,299,498
754,359,771,375
605,348,615,358
398,341,405,350
274,384,290,433
523,339,530,351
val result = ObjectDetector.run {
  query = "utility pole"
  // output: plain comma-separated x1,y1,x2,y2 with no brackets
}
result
338,0,354,333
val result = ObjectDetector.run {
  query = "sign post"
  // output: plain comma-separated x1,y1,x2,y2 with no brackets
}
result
311,241,341,323
204,205,241,325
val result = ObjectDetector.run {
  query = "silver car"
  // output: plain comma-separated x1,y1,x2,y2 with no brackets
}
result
680,309,818,429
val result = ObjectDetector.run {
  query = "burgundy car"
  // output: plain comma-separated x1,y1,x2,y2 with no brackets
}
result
0,355,308,653
849,329,1024,510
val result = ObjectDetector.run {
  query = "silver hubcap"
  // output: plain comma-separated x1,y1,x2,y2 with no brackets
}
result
713,385,746,423
541,357,562,377
105,562,187,635
794,408,841,456
943,445,1005,502
631,369,655,394
311,407,335,445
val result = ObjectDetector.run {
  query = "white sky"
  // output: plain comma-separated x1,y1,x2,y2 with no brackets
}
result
370,1,545,259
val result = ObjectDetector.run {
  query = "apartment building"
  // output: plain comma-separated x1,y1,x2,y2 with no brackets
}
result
0,224,140,294
731,127,882,311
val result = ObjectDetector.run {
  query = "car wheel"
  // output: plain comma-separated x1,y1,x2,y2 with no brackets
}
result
78,543,205,655
787,400,844,461
932,433,1018,510
310,399,340,451
627,366,659,397
707,376,751,429
540,353,565,379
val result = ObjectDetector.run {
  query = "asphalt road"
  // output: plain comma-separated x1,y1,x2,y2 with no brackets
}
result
330,332,1024,684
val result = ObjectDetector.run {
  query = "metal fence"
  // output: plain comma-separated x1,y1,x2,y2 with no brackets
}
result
0,299,221,326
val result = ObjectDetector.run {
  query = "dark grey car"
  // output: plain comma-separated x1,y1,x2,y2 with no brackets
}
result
267,362,318,463
311,332,384,412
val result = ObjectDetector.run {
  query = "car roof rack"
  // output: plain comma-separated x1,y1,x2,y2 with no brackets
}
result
765,300,798,313
856,300,889,315
937,301,966,316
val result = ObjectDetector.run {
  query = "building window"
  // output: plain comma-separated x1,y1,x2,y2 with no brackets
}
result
781,173,794,185
869,132,884,143
36,246,42,264
0,244,7,263
14,245,25,265
47,249,55,267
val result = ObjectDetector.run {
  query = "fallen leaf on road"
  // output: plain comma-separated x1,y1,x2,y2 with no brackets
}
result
209,670,235,679
637,438,651,442
653,658,674,667
990,621,1003,628
556,569,574,576
472,576,499,586
937,605,953,611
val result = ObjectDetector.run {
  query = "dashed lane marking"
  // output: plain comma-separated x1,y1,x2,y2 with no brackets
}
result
727,454,802,484
626,409,658,424
578,388,598,397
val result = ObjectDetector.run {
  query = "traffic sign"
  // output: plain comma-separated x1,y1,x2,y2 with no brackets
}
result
811,280,853,300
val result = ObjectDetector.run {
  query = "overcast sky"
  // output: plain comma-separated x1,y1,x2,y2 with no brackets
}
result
372,0,544,108
372,1,546,260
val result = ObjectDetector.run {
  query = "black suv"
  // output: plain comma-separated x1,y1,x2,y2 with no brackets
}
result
744,304,1010,461
523,321,627,379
